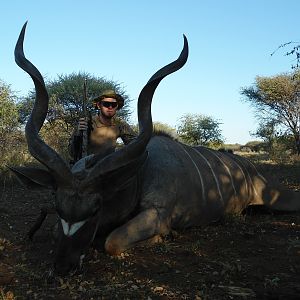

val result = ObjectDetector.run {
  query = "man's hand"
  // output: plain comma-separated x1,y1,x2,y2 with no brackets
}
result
78,118,88,131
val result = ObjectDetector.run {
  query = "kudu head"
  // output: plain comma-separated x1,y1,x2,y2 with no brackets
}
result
11,22,188,275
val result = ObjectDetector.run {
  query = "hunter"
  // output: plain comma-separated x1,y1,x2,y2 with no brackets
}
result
69,89,137,163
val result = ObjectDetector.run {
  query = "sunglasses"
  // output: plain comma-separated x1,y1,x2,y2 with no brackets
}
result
99,101,118,108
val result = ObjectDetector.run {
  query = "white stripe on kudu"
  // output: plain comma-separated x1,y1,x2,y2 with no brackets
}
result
61,218,87,237
206,149,238,196
178,144,206,203
223,154,249,196
246,159,268,183
231,155,257,198
192,148,224,204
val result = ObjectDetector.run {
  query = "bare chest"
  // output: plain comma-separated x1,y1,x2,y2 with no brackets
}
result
89,125,120,144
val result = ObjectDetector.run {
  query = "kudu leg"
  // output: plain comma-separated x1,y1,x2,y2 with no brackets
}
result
104,208,161,255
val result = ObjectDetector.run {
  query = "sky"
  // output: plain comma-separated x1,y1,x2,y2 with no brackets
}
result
1,0,299,144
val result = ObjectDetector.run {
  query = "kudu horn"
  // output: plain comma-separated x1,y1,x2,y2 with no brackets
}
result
15,22,72,185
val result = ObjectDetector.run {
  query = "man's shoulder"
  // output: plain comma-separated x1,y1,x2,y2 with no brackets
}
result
114,117,130,127
91,114,102,127
91,114,98,122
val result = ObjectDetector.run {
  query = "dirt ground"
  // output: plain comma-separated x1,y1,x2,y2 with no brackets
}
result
0,159,299,300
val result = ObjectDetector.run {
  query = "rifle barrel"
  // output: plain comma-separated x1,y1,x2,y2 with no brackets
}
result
81,79,88,158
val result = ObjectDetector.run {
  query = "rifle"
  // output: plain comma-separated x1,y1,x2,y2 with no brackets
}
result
73,79,89,162
81,79,88,158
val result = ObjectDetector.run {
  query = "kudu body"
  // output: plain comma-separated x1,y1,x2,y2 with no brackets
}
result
11,23,300,274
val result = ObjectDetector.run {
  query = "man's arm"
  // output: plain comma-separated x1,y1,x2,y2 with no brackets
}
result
118,120,137,145
68,118,90,163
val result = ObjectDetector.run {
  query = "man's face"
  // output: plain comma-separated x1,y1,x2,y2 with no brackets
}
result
97,97,118,118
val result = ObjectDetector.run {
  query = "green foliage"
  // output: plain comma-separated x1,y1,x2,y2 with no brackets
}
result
243,136,298,163
240,71,300,153
39,120,72,161
0,81,18,135
268,135,298,163
177,113,224,147
252,119,279,153
243,141,265,152
16,72,133,160
17,96,34,124
0,80,31,172
18,71,133,128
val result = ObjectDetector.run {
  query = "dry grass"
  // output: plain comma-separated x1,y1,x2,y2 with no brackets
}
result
0,289,15,300
238,151,300,191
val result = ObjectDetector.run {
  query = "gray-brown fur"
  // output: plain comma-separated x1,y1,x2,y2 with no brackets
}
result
11,23,299,275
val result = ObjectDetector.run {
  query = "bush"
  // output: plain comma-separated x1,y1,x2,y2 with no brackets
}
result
0,131,31,173
0,80,27,174
40,120,72,162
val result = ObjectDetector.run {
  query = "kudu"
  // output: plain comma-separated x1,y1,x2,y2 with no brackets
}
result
11,23,300,275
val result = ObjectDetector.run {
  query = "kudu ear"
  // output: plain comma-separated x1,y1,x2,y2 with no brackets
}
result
86,152,148,195
8,166,56,190
109,152,148,188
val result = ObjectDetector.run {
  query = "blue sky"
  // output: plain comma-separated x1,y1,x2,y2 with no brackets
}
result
1,0,299,144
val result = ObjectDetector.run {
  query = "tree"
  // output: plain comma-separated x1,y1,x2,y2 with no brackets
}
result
241,72,300,155
0,80,18,136
252,119,279,154
177,113,224,147
0,80,26,169
18,71,133,129
271,42,300,70
17,72,134,157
